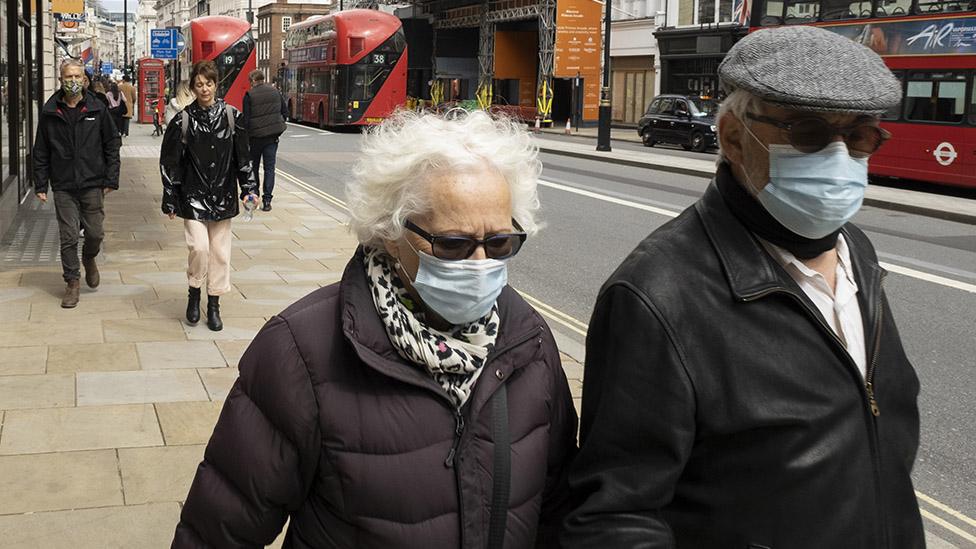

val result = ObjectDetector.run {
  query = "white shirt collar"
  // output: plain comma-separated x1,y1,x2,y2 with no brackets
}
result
761,234,859,298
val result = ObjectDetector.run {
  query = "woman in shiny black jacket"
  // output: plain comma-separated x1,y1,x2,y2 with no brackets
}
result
160,60,257,331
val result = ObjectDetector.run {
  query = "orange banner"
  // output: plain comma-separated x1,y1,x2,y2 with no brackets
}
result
51,0,84,14
554,0,602,120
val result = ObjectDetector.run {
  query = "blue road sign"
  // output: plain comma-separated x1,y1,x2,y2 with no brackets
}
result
150,29,179,59
101,62,113,74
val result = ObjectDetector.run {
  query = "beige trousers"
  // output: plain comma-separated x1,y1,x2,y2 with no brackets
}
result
184,219,233,296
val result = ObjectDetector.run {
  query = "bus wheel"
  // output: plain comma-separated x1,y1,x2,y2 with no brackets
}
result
318,105,326,130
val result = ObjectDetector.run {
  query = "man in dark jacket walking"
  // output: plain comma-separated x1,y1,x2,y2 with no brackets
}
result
242,69,287,212
563,27,924,549
34,59,121,308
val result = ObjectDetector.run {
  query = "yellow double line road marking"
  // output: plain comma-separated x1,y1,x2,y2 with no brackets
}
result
278,169,347,210
276,167,976,542
917,492,976,544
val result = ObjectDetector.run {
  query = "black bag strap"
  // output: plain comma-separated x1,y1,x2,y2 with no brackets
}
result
488,383,510,549
180,110,188,145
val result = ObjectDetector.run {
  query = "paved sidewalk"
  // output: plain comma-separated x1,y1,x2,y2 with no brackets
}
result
533,136,976,225
0,121,583,547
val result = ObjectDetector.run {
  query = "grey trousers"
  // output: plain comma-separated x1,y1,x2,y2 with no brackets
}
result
53,188,105,282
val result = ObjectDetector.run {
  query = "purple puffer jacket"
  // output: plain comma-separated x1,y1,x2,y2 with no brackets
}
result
172,249,578,548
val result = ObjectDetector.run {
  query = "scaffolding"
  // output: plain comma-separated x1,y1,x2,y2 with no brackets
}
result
410,0,554,119
476,1,494,110
536,0,554,122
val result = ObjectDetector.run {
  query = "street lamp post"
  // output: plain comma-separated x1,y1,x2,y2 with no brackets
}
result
123,0,129,76
248,0,254,24
596,0,612,151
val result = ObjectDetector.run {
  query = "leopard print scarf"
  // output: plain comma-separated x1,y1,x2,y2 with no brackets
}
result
363,246,500,409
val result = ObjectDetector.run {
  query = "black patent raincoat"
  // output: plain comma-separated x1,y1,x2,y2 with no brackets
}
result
160,99,257,221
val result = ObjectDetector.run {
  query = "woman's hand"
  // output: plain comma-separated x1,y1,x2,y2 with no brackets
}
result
243,193,258,206
168,212,176,220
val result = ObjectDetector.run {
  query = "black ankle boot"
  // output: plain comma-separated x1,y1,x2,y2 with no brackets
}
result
186,287,201,324
207,295,223,331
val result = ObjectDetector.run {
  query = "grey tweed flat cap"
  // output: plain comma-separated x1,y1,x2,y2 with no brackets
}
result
718,26,901,115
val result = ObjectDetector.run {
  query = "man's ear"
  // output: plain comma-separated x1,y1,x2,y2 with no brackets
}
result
718,112,745,166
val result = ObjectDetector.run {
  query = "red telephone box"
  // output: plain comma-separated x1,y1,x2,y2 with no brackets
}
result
137,58,165,124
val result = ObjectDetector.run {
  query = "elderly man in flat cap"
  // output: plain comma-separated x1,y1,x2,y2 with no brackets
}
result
562,26,923,549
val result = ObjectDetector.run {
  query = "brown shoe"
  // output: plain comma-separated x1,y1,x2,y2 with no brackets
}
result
83,256,100,288
61,280,81,308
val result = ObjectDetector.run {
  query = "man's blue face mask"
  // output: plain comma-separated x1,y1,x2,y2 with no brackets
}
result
741,119,869,239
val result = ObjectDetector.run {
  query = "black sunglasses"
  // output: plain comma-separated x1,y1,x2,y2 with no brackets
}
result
746,112,891,158
404,219,527,261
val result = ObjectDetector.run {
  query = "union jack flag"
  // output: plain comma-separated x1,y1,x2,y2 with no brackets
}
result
732,0,750,26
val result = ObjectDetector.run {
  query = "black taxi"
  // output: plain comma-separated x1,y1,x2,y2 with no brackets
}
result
637,94,719,153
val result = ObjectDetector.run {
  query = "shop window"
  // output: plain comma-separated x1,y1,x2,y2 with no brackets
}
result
699,0,716,23
0,0,7,185
904,72,966,123
718,0,734,22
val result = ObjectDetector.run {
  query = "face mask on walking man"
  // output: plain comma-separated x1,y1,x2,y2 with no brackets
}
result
32,60,121,308
562,26,925,549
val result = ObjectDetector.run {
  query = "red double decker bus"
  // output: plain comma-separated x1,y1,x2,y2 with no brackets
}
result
282,9,407,127
751,2,976,188
188,16,257,110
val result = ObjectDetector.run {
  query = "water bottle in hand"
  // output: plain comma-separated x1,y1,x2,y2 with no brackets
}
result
243,195,256,222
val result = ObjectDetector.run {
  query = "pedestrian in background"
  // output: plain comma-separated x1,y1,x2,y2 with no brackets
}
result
152,94,166,136
242,69,287,211
165,82,193,125
119,74,136,137
159,60,257,331
171,110,577,548
563,26,923,549
87,74,110,109
105,81,127,138
32,59,120,308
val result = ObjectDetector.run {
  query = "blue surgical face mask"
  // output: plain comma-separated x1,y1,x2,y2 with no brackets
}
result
401,241,508,325
743,122,868,239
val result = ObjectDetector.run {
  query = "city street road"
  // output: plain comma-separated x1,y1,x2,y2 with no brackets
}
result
274,123,976,547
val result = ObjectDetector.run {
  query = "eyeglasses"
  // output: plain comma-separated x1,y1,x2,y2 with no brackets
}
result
746,112,891,158
404,219,527,261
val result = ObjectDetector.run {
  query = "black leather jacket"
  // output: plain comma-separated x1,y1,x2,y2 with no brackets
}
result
563,169,923,549
160,99,257,221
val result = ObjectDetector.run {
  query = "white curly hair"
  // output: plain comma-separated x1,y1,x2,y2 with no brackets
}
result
347,109,543,247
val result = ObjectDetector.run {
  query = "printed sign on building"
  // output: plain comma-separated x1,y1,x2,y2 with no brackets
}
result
554,0,603,121
51,0,84,15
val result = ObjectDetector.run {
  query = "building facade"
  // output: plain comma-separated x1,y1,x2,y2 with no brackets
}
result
2,0,48,239
134,0,159,61
653,0,747,97
256,1,333,83
609,0,664,125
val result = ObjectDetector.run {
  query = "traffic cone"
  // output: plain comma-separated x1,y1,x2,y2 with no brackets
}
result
565,118,572,134
534,117,540,133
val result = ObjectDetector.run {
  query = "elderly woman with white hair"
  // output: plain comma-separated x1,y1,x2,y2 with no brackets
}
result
172,110,578,549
